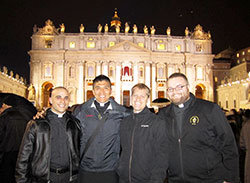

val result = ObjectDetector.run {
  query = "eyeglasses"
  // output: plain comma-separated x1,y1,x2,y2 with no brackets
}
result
167,84,187,93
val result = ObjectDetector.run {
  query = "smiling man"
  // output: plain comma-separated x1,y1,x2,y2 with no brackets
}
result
159,73,239,183
73,75,129,183
117,83,168,183
16,87,81,183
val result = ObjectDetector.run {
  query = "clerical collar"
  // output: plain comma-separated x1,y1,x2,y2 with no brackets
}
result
50,109,66,118
178,103,184,108
94,100,110,108
175,97,191,109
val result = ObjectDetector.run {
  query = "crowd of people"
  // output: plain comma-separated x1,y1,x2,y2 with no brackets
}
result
0,73,249,183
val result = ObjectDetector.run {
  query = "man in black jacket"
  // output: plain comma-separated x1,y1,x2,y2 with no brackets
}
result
15,87,81,183
118,83,168,183
159,73,239,183
74,75,129,183
0,96,31,183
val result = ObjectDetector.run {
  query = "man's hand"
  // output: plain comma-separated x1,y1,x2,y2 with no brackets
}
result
33,107,48,119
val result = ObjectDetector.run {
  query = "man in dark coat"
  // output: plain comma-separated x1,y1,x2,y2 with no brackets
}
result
117,83,168,183
74,75,129,183
159,73,239,183
15,87,81,183
0,95,32,183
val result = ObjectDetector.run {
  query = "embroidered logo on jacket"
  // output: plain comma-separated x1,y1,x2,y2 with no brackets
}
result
86,115,94,117
189,116,199,125
141,125,149,127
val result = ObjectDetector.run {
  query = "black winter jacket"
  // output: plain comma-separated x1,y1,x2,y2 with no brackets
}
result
73,97,130,172
159,93,239,183
15,111,81,183
118,107,168,183
0,107,29,164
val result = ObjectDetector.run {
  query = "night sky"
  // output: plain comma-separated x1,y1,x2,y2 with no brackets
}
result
0,0,249,82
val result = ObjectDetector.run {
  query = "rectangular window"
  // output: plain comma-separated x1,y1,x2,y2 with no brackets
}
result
197,67,203,80
69,42,76,48
196,44,202,52
175,45,181,51
226,101,228,108
87,42,95,48
45,40,52,48
234,100,236,108
109,42,115,47
157,43,165,50
138,42,144,48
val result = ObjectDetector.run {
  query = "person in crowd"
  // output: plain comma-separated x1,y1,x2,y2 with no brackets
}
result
240,110,250,183
73,75,130,183
0,95,33,183
15,87,81,183
159,72,239,183
117,83,168,183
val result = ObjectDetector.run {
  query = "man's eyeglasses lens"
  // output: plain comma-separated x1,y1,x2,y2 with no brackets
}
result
167,85,187,92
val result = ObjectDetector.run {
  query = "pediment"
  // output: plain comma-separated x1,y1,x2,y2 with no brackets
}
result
103,40,151,53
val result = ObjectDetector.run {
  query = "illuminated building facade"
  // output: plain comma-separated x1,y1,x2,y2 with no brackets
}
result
216,47,250,110
29,11,214,109
0,66,27,97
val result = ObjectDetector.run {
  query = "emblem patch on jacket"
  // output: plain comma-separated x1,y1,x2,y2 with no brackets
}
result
189,116,199,125
141,125,149,128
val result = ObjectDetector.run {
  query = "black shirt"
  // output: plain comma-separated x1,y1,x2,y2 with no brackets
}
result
47,109,69,168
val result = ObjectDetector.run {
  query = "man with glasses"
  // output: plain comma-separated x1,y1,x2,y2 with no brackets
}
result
159,72,239,183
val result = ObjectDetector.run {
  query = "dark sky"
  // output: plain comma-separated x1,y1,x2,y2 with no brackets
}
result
0,0,249,82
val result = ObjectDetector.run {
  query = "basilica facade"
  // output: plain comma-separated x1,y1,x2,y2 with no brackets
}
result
29,12,214,109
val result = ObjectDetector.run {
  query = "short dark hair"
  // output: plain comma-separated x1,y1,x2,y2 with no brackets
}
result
168,72,189,83
50,86,68,97
131,83,150,97
93,75,111,88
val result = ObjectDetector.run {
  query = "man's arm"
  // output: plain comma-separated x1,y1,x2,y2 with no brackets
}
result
150,118,168,183
15,120,36,183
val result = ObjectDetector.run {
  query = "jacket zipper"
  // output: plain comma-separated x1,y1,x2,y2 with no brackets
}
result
178,138,184,180
129,114,137,183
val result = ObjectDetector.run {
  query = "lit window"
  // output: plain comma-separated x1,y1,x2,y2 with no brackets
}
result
69,42,75,48
175,45,181,51
157,43,165,50
109,42,115,47
158,67,164,78
214,77,218,82
237,53,240,57
196,44,202,52
242,51,245,55
243,58,246,62
109,67,113,77
45,39,52,48
237,60,240,64
138,42,144,48
248,49,250,53
139,67,144,77
88,66,94,77
44,64,52,77
197,67,203,79
87,42,95,48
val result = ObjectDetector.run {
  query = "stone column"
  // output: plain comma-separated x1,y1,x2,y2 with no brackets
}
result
55,60,65,86
115,62,121,103
102,61,108,76
133,62,138,85
151,63,156,100
96,61,101,76
76,61,84,103
145,62,151,89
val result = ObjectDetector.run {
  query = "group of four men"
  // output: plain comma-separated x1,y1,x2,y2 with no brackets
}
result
15,73,239,183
